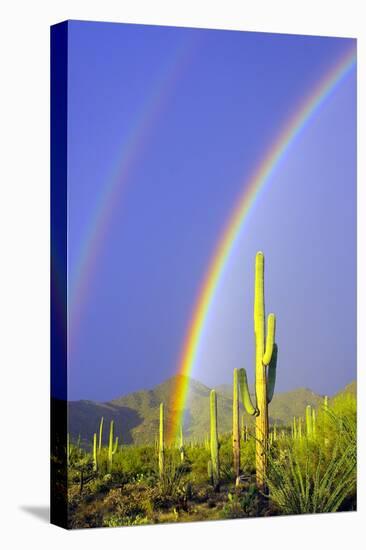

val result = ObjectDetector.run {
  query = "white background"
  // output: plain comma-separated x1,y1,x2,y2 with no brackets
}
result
0,1,364,548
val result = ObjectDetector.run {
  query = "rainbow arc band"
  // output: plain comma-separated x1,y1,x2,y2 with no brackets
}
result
168,47,356,443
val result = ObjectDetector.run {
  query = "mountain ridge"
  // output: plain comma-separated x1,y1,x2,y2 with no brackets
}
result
68,375,356,447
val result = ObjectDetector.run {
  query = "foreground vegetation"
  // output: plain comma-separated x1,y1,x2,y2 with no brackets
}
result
65,391,356,528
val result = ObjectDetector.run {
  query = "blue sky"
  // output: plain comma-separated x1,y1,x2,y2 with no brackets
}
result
66,21,356,401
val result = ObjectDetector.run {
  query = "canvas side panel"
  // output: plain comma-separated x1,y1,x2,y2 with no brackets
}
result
50,21,69,529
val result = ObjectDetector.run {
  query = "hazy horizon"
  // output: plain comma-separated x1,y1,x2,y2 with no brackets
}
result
67,372,356,404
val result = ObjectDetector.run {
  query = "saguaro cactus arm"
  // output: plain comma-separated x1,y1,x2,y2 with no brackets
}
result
232,368,240,483
267,343,278,403
238,368,258,416
263,313,276,365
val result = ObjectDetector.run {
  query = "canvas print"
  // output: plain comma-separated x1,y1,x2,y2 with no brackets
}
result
50,20,357,529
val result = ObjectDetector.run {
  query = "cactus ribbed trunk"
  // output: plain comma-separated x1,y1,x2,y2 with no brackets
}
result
108,420,114,472
210,390,220,490
159,403,165,478
292,416,297,439
179,425,185,463
207,459,213,485
298,418,303,439
232,368,240,485
254,252,269,490
98,417,104,454
306,405,313,438
93,433,97,471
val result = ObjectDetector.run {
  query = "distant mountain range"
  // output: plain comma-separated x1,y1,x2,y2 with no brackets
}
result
68,375,356,447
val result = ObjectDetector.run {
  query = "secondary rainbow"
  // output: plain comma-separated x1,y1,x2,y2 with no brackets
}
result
168,47,356,441
68,36,198,349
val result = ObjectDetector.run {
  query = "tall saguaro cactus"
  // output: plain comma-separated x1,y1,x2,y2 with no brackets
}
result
232,368,240,485
158,403,165,478
210,389,220,490
238,252,277,490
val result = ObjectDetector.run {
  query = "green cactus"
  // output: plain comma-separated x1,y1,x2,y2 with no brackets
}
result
292,416,297,439
108,420,117,472
207,459,213,485
93,433,97,472
298,417,303,440
210,389,220,490
306,405,313,438
179,425,185,463
232,368,240,484
98,417,104,454
158,403,165,479
238,252,277,490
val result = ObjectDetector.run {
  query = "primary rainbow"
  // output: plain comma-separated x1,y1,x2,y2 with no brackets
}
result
168,46,356,441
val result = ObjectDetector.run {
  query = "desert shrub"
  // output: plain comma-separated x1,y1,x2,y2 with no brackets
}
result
186,446,210,482
266,408,356,514
221,485,261,518
158,453,187,498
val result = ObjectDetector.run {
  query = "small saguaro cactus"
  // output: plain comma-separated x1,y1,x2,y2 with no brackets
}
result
179,425,185,463
98,417,104,455
298,417,303,440
210,389,220,490
232,368,240,485
292,416,297,439
93,433,98,472
207,459,213,485
237,252,278,490
306,405,313,438
108,420,118,472
158,403,165,479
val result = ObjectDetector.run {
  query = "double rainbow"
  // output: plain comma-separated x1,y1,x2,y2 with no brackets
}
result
168,46,356,441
